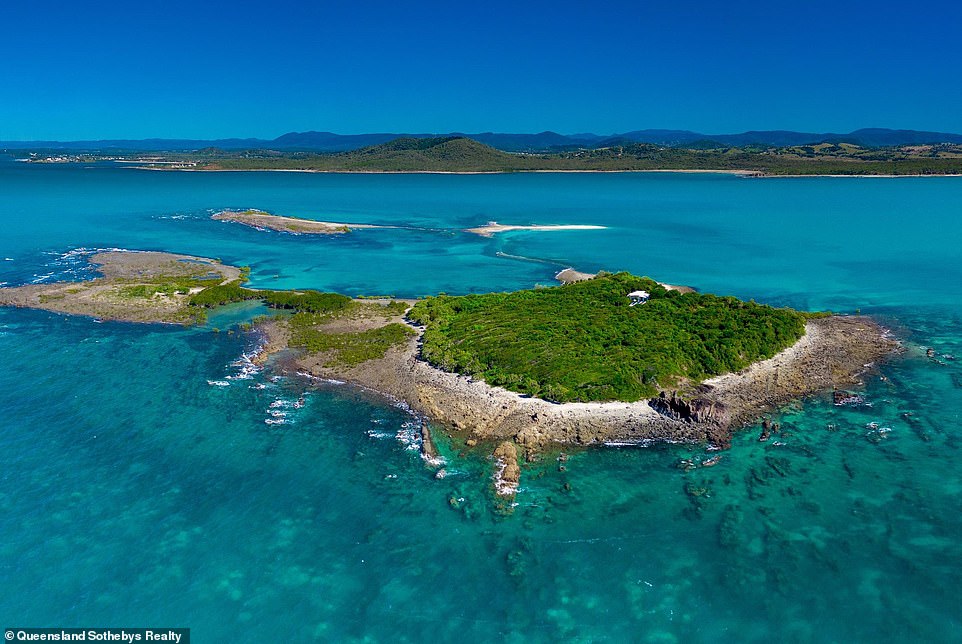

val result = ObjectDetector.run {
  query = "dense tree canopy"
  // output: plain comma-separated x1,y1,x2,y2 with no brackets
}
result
408,273,807,402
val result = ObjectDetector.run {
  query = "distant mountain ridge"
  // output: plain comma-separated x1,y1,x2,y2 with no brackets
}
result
4,127,962,152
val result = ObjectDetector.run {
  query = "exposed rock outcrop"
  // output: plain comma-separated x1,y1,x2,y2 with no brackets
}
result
493,441,521,497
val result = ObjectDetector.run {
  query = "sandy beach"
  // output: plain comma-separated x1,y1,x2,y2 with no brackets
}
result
465,221,607,237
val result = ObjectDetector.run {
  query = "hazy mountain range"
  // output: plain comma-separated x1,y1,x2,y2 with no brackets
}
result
4,128,962,153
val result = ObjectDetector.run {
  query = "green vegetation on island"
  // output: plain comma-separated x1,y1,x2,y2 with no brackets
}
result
184,278,413,365
2,251,897,457
408,273,807,402
0,250,414,364
183,278,413,364
203,137,525,172
187,281,355,313
288,313,415,367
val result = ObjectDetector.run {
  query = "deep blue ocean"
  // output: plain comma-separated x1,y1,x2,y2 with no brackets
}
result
1,159,961,642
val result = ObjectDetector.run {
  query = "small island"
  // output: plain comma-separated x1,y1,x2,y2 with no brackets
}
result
212,209,379,234
0,251,243,324
0,254,898,496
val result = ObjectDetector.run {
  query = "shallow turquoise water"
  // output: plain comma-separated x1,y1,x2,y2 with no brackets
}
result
1,159,961,641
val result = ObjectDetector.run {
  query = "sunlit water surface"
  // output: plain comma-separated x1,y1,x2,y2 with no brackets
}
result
1,160,960,641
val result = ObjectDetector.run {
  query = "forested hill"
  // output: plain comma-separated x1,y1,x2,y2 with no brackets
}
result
340,136,521,171
200,136,522,172
407,273,809,403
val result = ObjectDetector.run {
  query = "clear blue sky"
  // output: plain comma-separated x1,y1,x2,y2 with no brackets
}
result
2,0,960,140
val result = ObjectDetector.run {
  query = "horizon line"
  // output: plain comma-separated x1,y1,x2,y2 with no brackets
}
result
3,124,962,144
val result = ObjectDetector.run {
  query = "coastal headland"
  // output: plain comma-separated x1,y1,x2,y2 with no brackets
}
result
0,252,899,496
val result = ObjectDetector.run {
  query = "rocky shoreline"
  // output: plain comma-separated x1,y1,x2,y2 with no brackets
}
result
212,209,381,234
259,312,899,494
0,251,241,324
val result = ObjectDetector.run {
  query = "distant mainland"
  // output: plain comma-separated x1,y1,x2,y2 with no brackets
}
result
10,134,962,176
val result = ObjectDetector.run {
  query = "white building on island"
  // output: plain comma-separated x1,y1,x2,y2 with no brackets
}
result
628,290,650,306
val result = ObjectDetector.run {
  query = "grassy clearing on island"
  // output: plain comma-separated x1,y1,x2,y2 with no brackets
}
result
187,279,412,364
288,315,415,367
408,273,807,402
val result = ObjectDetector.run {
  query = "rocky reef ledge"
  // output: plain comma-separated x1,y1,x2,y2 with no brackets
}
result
0,251,241,324
212,209,382,234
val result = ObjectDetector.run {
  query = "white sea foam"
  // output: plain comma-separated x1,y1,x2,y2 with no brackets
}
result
207,380,230,387
30,272,56,283
295,369,436,458
492,459,518,497
422,453,446,467
396,420,423,451
604,438,683,448
295,371,345,386
30,246,129,284
226,344,265,380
